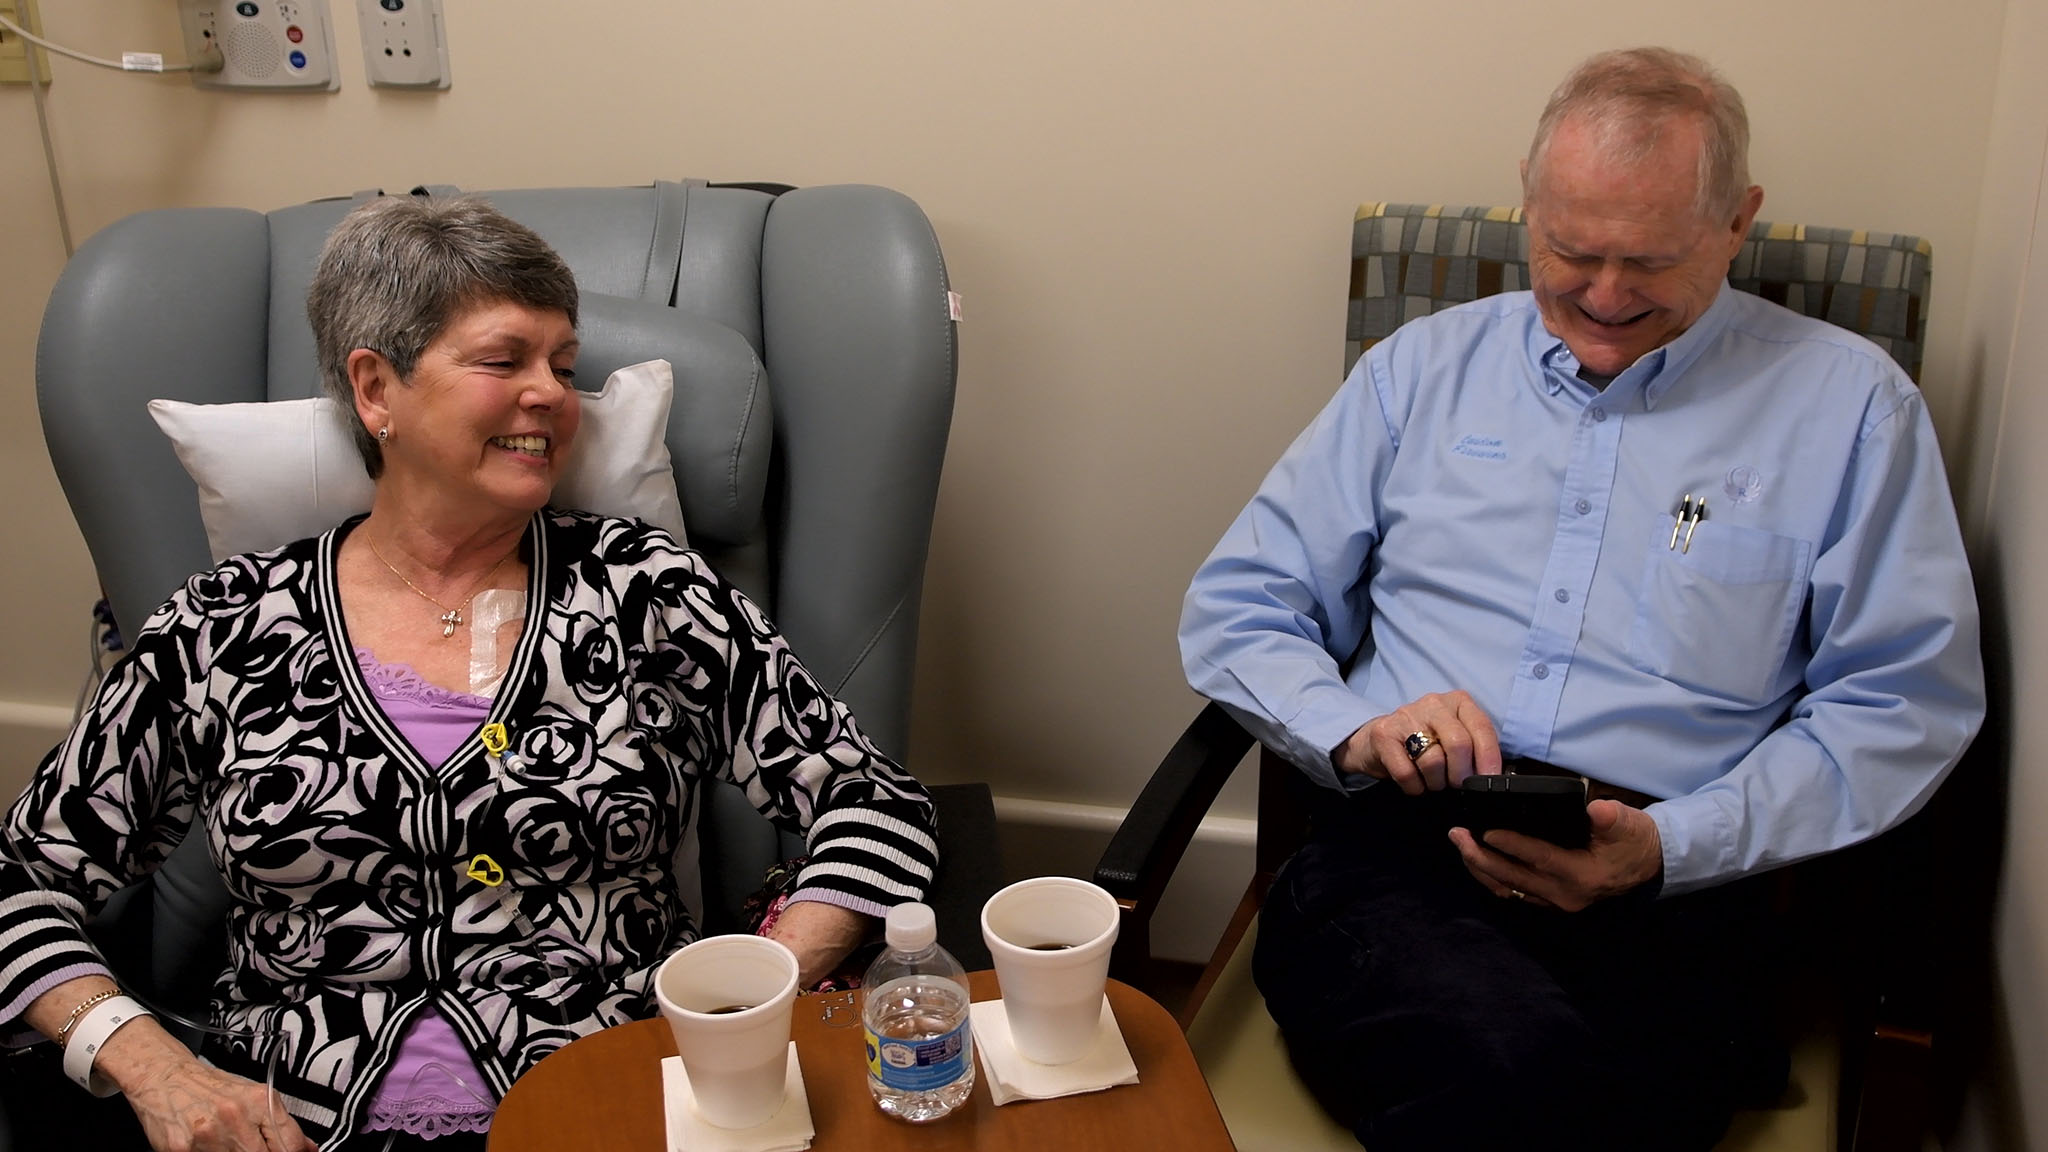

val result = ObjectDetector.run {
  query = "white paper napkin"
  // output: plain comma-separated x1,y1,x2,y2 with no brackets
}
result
661,1043,813,1152
968,997,1140,1105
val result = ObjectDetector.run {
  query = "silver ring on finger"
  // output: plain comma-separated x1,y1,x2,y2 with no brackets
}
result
1507,888,1528,901
1403,731,1436,760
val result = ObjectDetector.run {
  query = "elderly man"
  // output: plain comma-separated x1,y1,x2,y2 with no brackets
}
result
1179,47,1983,1152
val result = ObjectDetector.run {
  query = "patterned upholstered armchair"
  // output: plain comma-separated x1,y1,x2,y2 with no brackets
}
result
1099,203,1945,1152
1347,202,1930,376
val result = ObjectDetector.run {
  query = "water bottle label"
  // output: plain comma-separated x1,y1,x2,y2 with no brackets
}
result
865,1017,972,1093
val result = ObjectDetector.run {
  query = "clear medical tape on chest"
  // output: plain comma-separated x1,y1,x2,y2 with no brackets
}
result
0,824,286,1132
466,588,524,697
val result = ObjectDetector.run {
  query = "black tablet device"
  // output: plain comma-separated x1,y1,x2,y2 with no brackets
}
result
1458,773,1591,850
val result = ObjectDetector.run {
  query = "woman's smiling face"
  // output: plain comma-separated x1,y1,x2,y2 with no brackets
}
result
368,298,582,522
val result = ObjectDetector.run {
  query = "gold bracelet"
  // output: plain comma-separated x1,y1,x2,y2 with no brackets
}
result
55,988,119,1042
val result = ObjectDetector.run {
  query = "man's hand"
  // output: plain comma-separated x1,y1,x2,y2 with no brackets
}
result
1448,799,1663,911
1333,691,1502,793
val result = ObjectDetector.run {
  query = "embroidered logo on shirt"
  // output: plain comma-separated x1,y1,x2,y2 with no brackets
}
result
1452,435,1507,461
1724,465,1764,505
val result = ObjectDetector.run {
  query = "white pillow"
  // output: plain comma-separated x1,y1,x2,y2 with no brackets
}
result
149,358,689,563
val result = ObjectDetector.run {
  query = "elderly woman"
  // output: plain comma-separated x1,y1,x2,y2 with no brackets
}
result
0,196,937,1151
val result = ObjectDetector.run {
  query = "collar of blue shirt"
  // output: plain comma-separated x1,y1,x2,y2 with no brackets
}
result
1528,281,1741,411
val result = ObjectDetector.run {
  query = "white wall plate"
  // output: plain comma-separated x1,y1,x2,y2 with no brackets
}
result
356,0,448,89
177,0,340,91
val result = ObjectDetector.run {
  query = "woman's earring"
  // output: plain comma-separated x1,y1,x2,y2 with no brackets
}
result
377,427,390,444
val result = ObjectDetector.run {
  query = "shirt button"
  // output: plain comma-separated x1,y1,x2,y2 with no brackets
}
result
1554,588,1569,603
1590,407,1608,423
1533,663,1551,680
1575,498,1592,516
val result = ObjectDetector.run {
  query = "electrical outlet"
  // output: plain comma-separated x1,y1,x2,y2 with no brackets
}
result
0,0,52,86
176,0,339,91
356,0,447,89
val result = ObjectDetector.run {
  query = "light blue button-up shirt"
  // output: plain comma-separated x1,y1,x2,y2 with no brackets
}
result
1180,285,1984,894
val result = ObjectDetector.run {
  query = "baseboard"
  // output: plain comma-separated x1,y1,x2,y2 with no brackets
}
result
992,794,1255,965
0,701,71,808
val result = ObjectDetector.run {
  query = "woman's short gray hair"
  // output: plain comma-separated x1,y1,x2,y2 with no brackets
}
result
306,194,579,477
1524,47,1751,222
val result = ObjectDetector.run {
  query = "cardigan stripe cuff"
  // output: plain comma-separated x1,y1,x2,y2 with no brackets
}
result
0,961,115,1030
806,808,936,858
792,860,927,904
0,938,112,1022
783,888,892,921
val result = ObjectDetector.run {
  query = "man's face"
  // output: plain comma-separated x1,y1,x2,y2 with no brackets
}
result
1523,114,1761,378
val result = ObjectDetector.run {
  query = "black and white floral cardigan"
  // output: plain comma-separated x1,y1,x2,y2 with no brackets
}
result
0,510,938,1144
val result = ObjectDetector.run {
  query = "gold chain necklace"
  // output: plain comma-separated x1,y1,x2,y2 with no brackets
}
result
363,534,515,639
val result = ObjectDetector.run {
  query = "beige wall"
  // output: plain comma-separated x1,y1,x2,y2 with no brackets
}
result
0,0,2010,797
1954,0,2048,1148
1,0,2038,1120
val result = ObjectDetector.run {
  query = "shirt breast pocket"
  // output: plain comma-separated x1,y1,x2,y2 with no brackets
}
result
1626,522,1813,704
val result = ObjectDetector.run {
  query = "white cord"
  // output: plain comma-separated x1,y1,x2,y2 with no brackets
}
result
17,8,71,255
0,12,197,72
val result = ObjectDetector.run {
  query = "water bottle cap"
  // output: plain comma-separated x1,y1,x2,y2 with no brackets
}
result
884,902,938,951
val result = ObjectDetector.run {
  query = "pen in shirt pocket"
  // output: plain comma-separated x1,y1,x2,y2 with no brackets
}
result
1669,494,1706,553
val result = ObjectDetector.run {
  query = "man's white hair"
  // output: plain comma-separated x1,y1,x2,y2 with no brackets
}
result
1524,47,1751,222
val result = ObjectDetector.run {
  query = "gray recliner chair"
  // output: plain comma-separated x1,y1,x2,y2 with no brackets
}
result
25,180,997,1143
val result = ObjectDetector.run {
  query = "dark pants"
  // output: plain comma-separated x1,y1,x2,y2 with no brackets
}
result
1254,784,1788,1152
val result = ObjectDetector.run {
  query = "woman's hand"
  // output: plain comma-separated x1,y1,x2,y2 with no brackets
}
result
764,899,871,988
26,978,315,1152
118,1042,319,1152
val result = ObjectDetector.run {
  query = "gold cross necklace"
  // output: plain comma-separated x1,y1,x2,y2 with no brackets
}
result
364,534,516,639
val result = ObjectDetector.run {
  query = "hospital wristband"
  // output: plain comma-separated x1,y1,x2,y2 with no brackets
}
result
61,994,152,1097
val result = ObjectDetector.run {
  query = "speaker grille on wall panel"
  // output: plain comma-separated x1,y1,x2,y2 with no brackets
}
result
221,22,280,79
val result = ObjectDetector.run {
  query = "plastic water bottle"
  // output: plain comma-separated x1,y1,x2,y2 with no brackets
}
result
862,902,975,1121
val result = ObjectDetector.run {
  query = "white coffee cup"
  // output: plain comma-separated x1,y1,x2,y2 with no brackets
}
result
653,934,800,1129
980,876,1121,1065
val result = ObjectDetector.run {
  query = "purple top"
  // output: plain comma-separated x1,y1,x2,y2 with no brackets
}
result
357,649,497,1137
